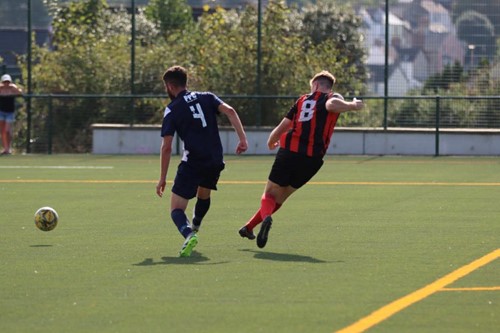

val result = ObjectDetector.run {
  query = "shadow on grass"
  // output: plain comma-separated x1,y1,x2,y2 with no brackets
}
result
30,245,53,247
133,251,229,266
240,249,341,263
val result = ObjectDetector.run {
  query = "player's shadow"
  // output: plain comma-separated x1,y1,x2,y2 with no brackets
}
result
240,249,340,263
30,245,53,247
134,251,228,266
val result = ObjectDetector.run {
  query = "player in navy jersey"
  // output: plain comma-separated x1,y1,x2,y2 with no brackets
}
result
156,66,248,257
238,70,364,248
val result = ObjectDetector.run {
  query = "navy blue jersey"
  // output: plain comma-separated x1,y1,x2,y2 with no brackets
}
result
161,90,224,166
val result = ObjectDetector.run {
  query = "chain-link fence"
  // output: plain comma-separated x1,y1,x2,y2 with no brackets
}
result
8,94,498,154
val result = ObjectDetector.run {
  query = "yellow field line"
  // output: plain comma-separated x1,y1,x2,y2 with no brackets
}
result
0,179,156,183
307,181,500,186
440,286,500,292
335,249,500,333
1,179,500,186
227,158,500,166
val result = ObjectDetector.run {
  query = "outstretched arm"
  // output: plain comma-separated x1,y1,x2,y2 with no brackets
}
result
218,103,248,154
326,96,364,113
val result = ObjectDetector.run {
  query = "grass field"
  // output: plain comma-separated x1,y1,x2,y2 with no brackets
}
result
0,154,499,333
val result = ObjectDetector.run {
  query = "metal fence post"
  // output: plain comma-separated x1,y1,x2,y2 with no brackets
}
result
256,0,262,127
26,0,32,153
435,96,440,157
130,0,136,125
383,0,389,130
48,95,53,154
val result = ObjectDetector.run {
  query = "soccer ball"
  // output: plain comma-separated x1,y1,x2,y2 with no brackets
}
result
34,207,59,231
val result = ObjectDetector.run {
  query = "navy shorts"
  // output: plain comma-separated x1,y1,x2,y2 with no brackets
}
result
172,161,225,199
268,149,324,189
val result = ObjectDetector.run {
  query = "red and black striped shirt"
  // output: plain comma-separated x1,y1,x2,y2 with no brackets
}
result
280,92,339,158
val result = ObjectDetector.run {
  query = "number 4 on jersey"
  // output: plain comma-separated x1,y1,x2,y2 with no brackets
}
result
190,103,207,127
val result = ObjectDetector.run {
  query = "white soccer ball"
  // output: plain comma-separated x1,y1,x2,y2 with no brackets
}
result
34,207,59,232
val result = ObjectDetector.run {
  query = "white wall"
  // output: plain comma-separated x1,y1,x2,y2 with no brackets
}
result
92,124,170,155
92,124,500,156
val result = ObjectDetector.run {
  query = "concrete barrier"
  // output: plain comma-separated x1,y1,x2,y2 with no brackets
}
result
91,124,500,156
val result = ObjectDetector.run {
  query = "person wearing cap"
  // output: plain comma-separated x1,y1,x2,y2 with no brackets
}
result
238,70,364,248
0,74,23,155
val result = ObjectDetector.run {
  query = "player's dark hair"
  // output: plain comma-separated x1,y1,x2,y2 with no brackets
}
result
163,66,188,87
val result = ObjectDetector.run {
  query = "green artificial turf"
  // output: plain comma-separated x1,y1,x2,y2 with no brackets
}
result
1,155,498,333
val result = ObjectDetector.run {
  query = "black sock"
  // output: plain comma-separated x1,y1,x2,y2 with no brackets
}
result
193,197,211,227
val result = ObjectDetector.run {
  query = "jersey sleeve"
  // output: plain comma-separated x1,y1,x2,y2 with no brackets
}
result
160,106,175,137
211,92,223,106
194,91,223,115
209,92,223,115
285,99,299,120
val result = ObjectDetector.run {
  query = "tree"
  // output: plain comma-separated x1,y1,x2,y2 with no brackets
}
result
16,0,370,152
50,0,109,47
393,59,500,129
300,1,367,96
144,0,194,37
423,61,465,93
175,0,368,125
18,0,156,152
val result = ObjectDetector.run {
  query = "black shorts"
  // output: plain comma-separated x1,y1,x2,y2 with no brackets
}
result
172,161,225,199
268,149,324,189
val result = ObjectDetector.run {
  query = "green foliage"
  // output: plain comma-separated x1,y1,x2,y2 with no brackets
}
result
17,0,157,152
179,0,368,126
50,0,109,46
390,60,500,129
144,0,194,36
300,1,367,92
388,93,481,129
423,61,465,93
389,96,435,127
173,6,265,124
466,62,500,127
16,0,368,152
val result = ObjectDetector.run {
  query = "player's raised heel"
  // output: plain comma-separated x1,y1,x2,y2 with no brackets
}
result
238,226,256,240
256,216,272,248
